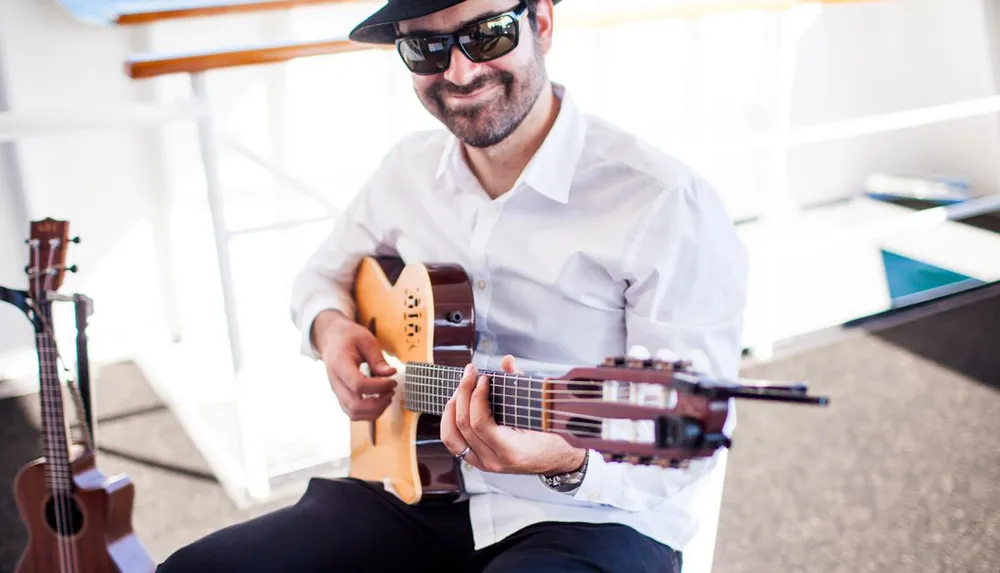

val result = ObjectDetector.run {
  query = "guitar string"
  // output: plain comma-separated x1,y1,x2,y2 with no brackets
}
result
407,362,674,386
402,387,635,427
36,240,72,573
400,377,675,433
401,374,662,423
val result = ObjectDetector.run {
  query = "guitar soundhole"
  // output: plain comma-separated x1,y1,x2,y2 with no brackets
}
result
44,493,84,537
368,317,377,336
565,416,601,438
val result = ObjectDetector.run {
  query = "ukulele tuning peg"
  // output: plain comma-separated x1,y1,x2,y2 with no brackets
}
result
71,236,81,244
67,265,78,273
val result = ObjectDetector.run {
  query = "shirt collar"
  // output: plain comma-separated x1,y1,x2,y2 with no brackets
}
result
434,83,586,205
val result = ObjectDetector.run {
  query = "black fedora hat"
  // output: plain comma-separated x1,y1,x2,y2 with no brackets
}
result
349,0,563,45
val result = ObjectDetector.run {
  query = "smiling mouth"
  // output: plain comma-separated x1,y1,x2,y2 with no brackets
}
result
444,83,500,102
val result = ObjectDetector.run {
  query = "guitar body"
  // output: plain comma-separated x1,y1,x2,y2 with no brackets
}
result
348,256,475,504
13,451,155,573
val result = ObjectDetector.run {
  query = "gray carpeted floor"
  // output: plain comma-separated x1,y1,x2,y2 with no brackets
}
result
1,285,998,572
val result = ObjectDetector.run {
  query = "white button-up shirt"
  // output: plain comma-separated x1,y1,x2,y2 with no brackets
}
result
290,84,749,557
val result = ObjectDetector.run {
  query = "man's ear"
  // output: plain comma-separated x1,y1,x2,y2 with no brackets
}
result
534,0,555,54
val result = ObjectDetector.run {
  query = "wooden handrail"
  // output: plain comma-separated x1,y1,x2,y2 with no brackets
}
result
125,38,388,79
123,0,879,79
114,0,350,25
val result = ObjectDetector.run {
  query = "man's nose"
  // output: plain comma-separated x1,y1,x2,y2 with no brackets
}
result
443,44,478,86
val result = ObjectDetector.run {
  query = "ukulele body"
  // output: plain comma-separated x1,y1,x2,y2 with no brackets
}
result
13,450,155,573
348,256,475,504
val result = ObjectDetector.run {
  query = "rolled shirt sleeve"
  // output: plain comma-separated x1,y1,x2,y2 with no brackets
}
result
289,160,398,359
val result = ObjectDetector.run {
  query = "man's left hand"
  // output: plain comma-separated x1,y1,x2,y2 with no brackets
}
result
441,355,588,476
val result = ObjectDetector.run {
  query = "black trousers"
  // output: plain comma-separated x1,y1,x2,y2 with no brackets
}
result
157,477,683,573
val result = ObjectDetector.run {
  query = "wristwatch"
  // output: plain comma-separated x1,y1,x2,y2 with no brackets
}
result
539,451,589,493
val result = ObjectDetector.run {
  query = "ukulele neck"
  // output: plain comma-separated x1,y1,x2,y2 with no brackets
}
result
35,301,73,493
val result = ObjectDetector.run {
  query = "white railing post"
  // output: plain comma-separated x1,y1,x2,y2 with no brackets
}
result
984,0,1000,192
0,37,30,240
190,70,271,501
753,4,820,362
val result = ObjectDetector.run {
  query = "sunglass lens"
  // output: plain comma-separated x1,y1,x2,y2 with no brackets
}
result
398,37,450,74
460,15,518,61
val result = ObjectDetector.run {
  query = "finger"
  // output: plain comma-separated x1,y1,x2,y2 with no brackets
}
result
499,354,521,374
335,384,394,421
332,354,396,395
356,334,397,377
469,374,503,450
440,392,467,456
454,367,499,467
442,398,490,468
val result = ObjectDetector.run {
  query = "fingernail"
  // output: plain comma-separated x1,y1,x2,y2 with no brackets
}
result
464,363,473,377
477,375,486,388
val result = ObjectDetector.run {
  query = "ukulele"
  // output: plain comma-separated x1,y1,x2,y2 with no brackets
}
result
10,218,155,573
347,256,828,504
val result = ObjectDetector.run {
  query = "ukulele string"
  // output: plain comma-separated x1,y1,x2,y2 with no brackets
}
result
38,239,75,573
27,297,94,452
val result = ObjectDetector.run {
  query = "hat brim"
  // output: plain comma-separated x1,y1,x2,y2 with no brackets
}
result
349,0,563,45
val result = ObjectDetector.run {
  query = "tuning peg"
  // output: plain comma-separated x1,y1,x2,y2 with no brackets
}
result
655,348,678,362
67,265,78,273
625,345,652,368
627,345,650,360
71,236,81,244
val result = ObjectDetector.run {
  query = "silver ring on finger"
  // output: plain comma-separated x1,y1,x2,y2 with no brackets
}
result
455,446,471,460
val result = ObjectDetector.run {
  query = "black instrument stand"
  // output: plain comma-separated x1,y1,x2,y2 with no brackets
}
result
1,285,97,444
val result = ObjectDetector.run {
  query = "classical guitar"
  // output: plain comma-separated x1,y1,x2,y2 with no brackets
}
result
347,256,828,504
9,218,155,573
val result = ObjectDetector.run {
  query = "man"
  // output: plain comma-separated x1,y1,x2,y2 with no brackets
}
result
157,0,748,571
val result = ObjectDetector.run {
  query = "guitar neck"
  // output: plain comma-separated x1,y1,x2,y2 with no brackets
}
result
403,362,546,431
35,303,73,492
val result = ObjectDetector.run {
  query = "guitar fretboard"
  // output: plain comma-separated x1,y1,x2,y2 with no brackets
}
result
403,362,545,431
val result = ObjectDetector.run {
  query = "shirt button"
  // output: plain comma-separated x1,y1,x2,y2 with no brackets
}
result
463,461,473,472
480,339,492,350
476,279,487,290
587,493,599,501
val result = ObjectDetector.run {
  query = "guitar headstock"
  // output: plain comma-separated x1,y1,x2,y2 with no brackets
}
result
26,218,78,301
543,346,827,468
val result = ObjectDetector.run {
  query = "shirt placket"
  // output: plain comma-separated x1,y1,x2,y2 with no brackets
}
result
469,200,503,371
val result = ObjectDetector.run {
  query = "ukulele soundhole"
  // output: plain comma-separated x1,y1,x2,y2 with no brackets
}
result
44,493,85,537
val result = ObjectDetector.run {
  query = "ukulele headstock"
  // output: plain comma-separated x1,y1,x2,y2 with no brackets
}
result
25,218,78,301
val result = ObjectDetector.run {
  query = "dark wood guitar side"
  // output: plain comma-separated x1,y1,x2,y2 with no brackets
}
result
13,452,153,573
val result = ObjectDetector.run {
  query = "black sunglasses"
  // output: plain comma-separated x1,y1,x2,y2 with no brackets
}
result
395,3,529,75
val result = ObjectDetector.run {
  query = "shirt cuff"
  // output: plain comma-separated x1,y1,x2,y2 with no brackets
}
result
570,449,652,512
294,291,355,360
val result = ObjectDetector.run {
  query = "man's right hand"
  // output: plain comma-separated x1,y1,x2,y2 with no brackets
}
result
311,309,398,421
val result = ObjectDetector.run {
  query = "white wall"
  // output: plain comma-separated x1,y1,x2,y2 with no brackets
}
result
1,0,998,382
